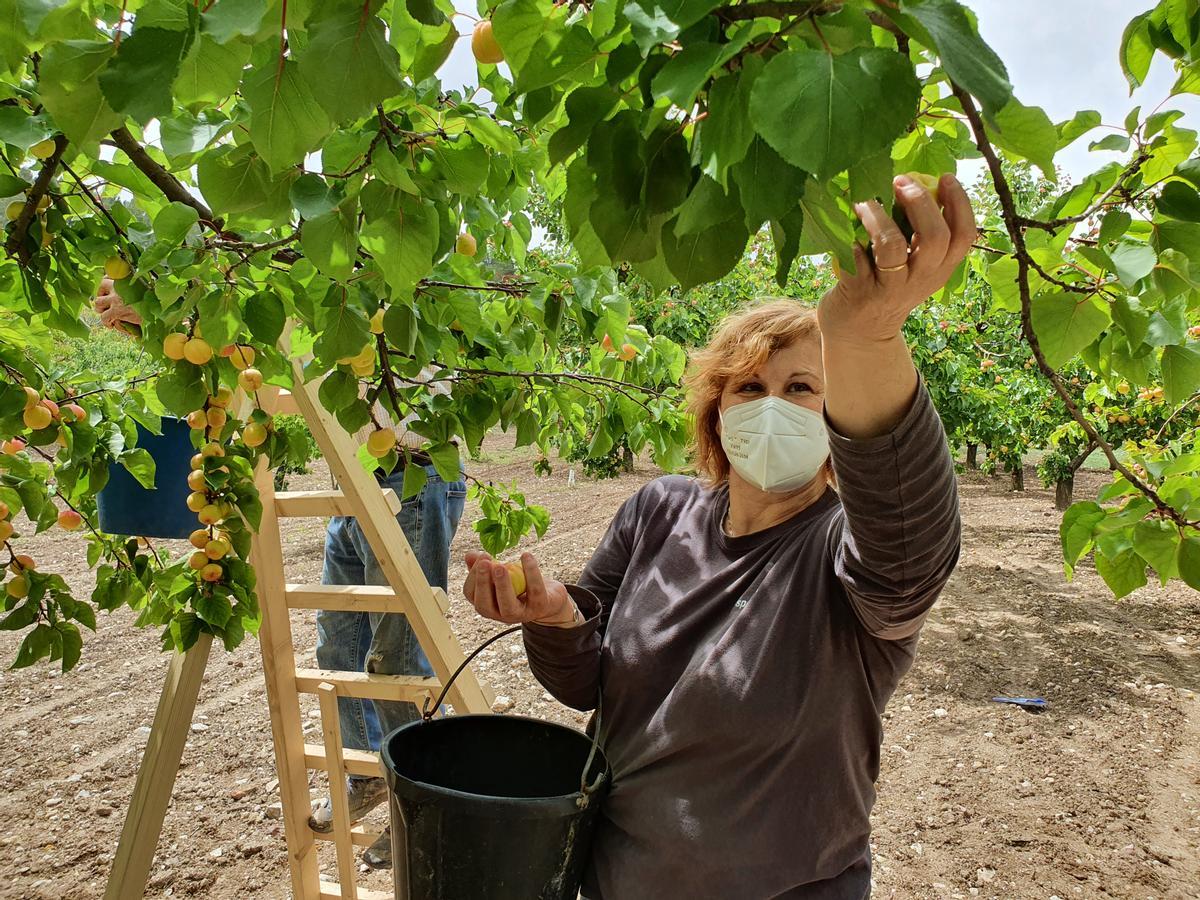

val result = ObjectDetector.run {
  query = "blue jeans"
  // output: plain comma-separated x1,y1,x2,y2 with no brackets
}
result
315,464,466,762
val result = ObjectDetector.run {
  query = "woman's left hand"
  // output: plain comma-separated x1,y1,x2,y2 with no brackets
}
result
818,173,977,346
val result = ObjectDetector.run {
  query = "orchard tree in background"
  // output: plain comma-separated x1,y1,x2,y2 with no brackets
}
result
1,0,1199,672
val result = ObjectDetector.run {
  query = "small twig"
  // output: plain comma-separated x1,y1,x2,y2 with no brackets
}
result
713,0,835,22
418,279,534,295
1017,152,1150,232
60,161,126,238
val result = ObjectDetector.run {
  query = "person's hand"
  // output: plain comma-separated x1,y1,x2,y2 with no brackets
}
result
94,277,143,336
819,173,977,345
462,550,577,627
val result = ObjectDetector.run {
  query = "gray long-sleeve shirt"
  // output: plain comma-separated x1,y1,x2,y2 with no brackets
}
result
522,384,961,899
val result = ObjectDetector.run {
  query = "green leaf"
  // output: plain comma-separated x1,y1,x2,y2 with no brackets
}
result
1030,292,1111,368
298,8,403,124
242,60,332,172
174,35,251,105
155,365,209,416
798,177,856,271
0,601,38,632
1156,180,1200,221
152,202,200,245
661,213,749,292
1179,534,1200,590
1098,209,1132,244
56,622,82,673
318,369,359,413
360,193,439,296
526,28,599,94
99,24,197,124
770,206,805,289
731,136,806,233
651,42,725,108
1161,343,1200,405
243,290,286,345
491,0,550,72
1120,12,1154,92
429,142,490,195
749,47,920,180
697,58,760,190
1095,547,1148,599
160,110,229,157
623,0,723,54
289,173,338,219
0,107,52,150
195,591,233,628
401,459,428,500
201,0,268,43
903,0,1012,116
428,441,461,483
120,448,157,490
548,86,620,166
196,145,292,223
1057,109,1102,148
675,175,741,236
987,99,1057,179
314,295,371,364
301,206,358,282
1109,241,1157,286
1132,519,1180,584
1060,501,1105,573
38,41,123,149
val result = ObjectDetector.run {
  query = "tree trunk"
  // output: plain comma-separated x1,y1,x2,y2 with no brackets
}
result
1010,464,1025,491
621,445,635,473
1055,477,1074,510
966,443,978,469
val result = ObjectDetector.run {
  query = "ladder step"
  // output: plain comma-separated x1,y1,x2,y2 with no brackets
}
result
284,583,451,615
306,743,381,778
296,668,439,703
286,584,399,612
319,881,390,900
313,824,381,849
275,489,400,518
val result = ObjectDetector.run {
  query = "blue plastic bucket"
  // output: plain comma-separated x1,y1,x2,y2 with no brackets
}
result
96,417,196,539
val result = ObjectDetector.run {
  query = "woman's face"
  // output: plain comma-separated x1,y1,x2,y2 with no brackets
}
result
719,336,825,417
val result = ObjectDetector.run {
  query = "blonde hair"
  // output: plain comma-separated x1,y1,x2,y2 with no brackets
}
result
684,299,823,486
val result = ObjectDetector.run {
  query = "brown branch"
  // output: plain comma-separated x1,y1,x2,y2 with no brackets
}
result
109,127,221,229
1017,151,1150,232
714,0,835,22
4,133,68,265
953,83,1194,529
418,279,534,295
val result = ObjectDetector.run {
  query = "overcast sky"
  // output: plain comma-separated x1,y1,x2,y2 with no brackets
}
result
439,0,1197,186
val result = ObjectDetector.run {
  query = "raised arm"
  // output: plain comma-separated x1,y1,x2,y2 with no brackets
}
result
818,173,977,440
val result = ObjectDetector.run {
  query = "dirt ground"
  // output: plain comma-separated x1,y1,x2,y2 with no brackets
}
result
0,437,1197,900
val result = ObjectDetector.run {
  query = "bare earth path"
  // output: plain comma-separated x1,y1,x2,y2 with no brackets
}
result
0,440,1196,900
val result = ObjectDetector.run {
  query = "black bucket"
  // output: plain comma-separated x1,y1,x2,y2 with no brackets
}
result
380,626,609,900
96,416,195,539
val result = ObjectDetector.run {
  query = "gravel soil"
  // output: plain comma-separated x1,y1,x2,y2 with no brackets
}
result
0,439,1196,900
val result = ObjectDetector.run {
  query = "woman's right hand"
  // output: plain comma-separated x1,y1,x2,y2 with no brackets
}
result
463,550,578,627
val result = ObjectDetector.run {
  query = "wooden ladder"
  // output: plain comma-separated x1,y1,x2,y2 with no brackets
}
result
104,357,492,900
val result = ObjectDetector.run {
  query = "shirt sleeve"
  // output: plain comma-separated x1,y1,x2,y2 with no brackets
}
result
522,490,639,711
825,380,961,640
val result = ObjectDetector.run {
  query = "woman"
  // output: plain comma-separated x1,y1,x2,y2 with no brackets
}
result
462,174,975,899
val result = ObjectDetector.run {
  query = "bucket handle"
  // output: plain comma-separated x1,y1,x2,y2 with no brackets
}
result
422,623,607,807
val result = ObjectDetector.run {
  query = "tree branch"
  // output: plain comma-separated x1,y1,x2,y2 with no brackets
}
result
109,127,220,229
3,133,67,265
1017,151,1150,232
714,0,836,21
952,83,1194,528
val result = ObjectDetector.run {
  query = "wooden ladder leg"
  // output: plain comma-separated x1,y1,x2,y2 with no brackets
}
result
318,683,359,900
249,452,322,898
285,359,493,716
104,634,213,900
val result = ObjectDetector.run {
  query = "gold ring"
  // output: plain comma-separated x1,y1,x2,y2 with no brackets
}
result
876,262,908,272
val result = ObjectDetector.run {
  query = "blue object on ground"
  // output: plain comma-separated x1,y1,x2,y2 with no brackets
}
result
991,696,1048,710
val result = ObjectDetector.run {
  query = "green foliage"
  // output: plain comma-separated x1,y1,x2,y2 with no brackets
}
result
272,414,321,490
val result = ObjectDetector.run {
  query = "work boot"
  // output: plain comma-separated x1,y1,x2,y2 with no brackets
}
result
308,776,388,833
363,826,392,869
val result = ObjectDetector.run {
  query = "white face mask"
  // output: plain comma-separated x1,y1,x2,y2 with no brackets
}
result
719,396,830,493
